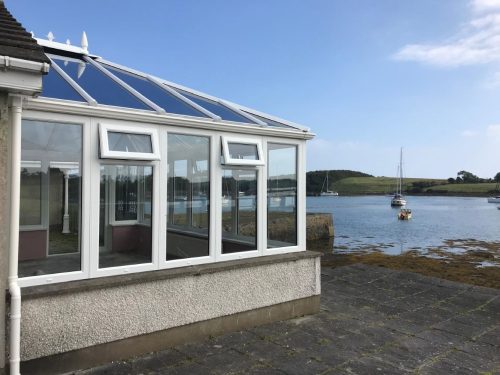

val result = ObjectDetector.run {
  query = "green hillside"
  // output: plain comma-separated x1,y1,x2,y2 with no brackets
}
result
423,182,498,195
306,170,373,195
333,177,446,195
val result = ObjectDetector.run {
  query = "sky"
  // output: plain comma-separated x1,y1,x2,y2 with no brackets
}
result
8,0,500,179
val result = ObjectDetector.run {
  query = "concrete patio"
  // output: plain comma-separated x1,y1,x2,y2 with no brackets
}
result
78,264,500,374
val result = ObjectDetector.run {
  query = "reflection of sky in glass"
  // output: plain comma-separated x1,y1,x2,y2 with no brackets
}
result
173,88,255,124
41,67,86,102
105,65,208,117
53,57,151,110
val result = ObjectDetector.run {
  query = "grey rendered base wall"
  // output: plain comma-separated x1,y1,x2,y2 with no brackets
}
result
19,251,321,364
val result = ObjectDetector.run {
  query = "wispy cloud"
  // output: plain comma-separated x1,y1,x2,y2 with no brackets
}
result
472,0,500,12
393,1,500,67
487,123,500,138
461,129,478,137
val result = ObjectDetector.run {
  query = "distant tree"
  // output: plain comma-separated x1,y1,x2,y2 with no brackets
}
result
457,170,480,183
447,177,455,184
495,172,500,183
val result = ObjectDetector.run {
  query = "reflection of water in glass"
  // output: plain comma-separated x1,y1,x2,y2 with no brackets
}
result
307,196,500,255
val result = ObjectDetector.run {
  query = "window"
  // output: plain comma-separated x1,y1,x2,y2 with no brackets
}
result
221,137,264,166
267,144,297,248
99,165,153,268
99,123,160,160
167,134,210,260
221,169,257,253
19,120,82,278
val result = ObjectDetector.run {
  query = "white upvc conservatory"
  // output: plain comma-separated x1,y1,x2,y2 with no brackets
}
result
18,36,314,287
9,34,320,373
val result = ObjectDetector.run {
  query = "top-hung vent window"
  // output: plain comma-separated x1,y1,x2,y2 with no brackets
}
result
99,123,160,160
221,137,264,166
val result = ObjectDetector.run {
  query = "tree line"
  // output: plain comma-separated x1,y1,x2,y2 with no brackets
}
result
446,171,500,184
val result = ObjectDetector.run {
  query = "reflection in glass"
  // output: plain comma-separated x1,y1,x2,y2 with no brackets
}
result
108,132,153,153
41,67,86,102
167,134,210,260
52,57,151,110
105,66,208,118
222,169,257,253
267,144,297,248
19,120,82,277
99,165,153,268
172,87,256,124
227,143,259,160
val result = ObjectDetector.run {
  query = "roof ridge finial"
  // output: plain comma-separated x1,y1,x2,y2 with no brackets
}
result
66,39,71,45
81,31,88,53
47,31,54,42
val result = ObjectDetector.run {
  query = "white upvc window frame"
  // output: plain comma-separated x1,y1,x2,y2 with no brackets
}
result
263,138,305,256
19,107,308,288
159,126,217,269
18,110,91,288
99,122,160,161
221,136,264,166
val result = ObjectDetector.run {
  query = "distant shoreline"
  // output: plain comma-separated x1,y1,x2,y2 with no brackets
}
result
307,192,495,198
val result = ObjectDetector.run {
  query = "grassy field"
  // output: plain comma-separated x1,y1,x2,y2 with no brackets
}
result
423,182,498,195
329,176,498,196
333,176,445,195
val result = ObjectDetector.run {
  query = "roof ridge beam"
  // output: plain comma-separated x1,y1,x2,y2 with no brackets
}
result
48,57,97,105
83,56,166,114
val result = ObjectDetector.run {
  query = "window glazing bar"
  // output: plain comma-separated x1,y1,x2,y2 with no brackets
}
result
219,100,268,127
83,56,166,114
148,76,221,121
49,57,97,106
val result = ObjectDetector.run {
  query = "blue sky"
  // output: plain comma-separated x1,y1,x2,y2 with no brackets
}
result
9,0,500,178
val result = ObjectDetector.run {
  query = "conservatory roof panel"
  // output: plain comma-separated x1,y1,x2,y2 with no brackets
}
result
35,42,310,132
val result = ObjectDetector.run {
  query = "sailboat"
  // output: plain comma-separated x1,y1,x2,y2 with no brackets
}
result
391,148,407,207
320,171,339,196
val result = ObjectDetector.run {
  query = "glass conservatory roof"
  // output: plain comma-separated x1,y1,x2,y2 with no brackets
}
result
37,42,307,131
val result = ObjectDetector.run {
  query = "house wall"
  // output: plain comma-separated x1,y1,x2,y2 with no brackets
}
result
19,252,320,362
0,92,10,369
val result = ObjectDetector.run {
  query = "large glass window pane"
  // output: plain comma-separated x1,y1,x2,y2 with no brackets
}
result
172,87,256,124
19,120,82,277
267,144,297,248
108,132,153,153
167,134,210,260
52,57,151,110
99,165,153,268
41,68,86,102
222,169,257,253
242,111,293,129
104,66,208,118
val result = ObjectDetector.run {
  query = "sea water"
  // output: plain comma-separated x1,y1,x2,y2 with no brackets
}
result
307,195,500,255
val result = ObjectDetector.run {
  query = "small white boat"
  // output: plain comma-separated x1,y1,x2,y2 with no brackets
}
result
487,196,500,203
320,171,339,196
398,208,412,220
391,193,406,207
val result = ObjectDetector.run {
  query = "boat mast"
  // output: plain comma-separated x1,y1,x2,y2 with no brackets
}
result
399,147,403,195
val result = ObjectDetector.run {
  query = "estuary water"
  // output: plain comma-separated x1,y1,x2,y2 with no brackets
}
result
307,195,500,255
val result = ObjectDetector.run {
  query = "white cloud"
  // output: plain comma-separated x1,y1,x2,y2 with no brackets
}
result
472,0,500,12
487,123,500,138
393,2,500,67
461,130,478,137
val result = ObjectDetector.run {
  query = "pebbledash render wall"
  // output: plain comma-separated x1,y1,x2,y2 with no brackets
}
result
20,252,320,363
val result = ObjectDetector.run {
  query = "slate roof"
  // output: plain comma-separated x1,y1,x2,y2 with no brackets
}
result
0,1,49,64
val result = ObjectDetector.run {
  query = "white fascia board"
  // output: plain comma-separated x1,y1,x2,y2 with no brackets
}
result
83,56,165,114
24,98,316,140
0,55,49,73
95,57,312,134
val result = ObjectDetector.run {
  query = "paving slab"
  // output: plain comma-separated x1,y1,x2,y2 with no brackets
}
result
78,265,500,375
